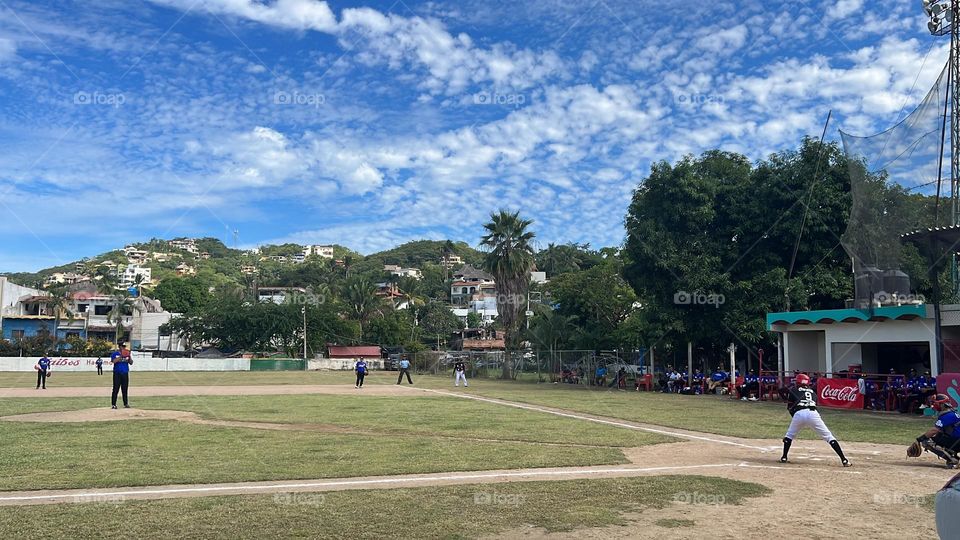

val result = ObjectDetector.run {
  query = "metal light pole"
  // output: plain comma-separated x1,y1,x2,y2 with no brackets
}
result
925,0,960,294
302,306,307,360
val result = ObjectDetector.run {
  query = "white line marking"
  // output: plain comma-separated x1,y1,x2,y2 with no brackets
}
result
418,388,770,450
0,463,737,503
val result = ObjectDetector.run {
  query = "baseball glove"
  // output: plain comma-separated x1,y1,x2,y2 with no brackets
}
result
907,440,923,458
787,403,798,417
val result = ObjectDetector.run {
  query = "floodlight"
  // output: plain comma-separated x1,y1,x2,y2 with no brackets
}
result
931,18,943,33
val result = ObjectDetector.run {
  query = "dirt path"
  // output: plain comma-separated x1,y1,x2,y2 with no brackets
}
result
0,384,948,537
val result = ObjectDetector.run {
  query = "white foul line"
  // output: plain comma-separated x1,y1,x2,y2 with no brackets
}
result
0,463,736,503
416,387,769,451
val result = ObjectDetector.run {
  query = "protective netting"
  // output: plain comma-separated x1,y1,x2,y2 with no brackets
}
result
840,62,949,308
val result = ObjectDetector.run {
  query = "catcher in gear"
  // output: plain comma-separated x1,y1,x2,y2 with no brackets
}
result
910,394,960,468
780,373,851,467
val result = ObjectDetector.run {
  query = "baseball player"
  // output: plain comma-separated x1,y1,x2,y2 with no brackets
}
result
780,373,851,467
35,354,51,389
909,394,960,468
95,356,103,376
354,359,367,388
454,360,468,387
110,343,133,409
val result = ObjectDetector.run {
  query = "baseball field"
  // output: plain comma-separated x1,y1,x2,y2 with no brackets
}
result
0,371,944,538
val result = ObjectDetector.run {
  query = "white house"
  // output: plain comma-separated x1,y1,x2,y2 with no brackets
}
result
303,245,334,259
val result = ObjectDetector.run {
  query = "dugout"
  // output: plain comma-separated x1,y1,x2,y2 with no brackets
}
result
766,304,960,377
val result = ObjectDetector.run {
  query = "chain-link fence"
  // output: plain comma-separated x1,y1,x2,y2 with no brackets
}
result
410,349,646,383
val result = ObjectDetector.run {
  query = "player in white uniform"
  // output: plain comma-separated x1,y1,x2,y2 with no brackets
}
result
780,373,851,467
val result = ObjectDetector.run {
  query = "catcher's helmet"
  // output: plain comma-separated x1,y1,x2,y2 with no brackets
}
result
932,394,954,412
795,373,811,386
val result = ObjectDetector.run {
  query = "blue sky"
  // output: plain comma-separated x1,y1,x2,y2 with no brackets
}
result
0,0,949,272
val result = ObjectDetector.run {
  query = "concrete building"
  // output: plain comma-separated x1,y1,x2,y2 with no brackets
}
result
168,239,199,254
118,264,152,287
256,286,307,304
384,265,422,280
123,246,149,264
766,304,958,376
440,254,463,269
451,265,495,306
303,245,334,259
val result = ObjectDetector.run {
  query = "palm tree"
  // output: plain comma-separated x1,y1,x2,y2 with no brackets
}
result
395,276,426,341
440,240,456,280
46,286,76,352
107,295,136,344
528,307,576,380
342,276,382,340
480,210,536,379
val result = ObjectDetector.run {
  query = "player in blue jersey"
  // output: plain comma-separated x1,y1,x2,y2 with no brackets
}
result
35,354,51,389
355,359,367,388
738,370,760,401
110,343,133,409
913,394,960,468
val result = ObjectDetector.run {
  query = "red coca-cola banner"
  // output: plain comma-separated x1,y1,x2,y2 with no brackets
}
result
817,377,864,409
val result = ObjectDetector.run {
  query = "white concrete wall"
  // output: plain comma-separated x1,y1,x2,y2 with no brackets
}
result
0,356,250,371
0,276,45,315
784,331,824,373
774,317,939,375
831,343,862,372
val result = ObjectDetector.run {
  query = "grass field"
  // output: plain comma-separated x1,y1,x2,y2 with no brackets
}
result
0,369,937,538
1,370,931,445
0,393,671,491
0,476,770,539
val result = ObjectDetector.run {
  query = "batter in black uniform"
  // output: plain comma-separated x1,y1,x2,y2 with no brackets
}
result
781,374,851,467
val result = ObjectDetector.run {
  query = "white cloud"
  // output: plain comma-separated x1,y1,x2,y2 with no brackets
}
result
147,0,566,94
0,38,15,62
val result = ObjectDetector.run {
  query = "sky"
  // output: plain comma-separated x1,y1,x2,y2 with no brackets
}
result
0,0,951,272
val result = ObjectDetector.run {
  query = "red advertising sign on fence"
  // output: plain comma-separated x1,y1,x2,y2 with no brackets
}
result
816,377,864,409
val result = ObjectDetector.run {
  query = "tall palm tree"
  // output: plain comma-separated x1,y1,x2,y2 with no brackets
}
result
46,286,76,352
395,276,426,340
107,295,136,344
480,210,536,379
342,276,382,340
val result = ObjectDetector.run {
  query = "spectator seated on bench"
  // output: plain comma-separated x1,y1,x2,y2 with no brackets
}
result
691,369,705,395
595,365,607,387
707,366,729,394
738,370,760,401
668,369,683,393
